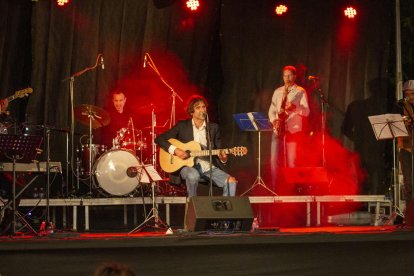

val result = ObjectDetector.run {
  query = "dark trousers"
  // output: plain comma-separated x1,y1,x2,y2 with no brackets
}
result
400,149,414,204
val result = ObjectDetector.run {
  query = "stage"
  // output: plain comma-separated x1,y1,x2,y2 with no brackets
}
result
1,195,414,275
1,225,414,275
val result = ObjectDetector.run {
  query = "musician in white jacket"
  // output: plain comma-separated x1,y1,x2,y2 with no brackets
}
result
268,65,310,187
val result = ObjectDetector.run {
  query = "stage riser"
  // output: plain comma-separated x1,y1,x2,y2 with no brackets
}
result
1,195,391,232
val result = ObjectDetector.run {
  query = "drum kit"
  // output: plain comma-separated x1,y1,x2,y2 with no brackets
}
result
73,104,165,197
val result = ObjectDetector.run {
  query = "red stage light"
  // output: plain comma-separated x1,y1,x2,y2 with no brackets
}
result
186,0,200,11
344,6,357,19
275,4,288,16
57,0,69,6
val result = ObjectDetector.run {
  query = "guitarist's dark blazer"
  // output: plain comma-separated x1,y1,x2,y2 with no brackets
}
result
155,119,227,185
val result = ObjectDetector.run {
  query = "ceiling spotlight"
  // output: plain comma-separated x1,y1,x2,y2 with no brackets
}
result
57,0,69,6
344,6,357,19
186,0,200,11
275,4,288,16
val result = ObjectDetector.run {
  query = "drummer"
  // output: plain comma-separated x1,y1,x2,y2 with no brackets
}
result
100,89,134,148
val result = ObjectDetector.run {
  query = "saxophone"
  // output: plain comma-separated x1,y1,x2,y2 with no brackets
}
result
273,86,289,136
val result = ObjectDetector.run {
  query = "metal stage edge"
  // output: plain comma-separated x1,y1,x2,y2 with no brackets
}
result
0,195,392,232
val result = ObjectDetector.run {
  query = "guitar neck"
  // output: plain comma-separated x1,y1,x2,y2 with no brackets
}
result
5,95,17,102
190,148,229,157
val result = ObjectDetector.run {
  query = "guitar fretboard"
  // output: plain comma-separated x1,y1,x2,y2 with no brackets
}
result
189,149,229,157
7,95,18,102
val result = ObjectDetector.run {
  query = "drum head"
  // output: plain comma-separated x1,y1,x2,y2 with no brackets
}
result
95,149,140,196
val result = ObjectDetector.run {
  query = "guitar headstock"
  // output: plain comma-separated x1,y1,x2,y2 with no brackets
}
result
229,146,248,156
15,87,33,98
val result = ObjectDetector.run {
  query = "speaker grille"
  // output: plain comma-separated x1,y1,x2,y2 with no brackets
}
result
186,196,254,232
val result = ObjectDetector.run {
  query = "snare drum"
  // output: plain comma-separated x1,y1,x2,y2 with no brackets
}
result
77,144,107,176
94,149,142,196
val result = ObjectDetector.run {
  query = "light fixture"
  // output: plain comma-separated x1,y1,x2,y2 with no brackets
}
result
57,0,69,6
186,0,200,11
344,6,357,19
275,4,288,16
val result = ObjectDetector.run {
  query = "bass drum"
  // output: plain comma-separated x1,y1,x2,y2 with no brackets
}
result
94,149,141,196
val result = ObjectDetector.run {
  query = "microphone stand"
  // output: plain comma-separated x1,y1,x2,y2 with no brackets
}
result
61,54,104,194
205,113,214,196
143,53,183,127
311,78,329,167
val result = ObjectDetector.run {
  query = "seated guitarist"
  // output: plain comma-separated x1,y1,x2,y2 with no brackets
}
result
155,95,237,197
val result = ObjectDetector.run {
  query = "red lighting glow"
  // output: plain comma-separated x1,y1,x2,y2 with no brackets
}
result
186,0,200,11
344,6,357,19
275,4,288,15
57,0,69,6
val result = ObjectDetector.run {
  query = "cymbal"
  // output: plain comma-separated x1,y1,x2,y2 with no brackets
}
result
74,104,111,129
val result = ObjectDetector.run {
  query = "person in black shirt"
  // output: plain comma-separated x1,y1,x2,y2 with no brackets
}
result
100,89,133,148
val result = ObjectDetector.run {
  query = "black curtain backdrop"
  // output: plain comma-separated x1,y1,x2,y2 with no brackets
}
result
0,0,399,194
0,0,32,120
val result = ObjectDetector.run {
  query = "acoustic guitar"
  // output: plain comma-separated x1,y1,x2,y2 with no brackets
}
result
159,138,248,173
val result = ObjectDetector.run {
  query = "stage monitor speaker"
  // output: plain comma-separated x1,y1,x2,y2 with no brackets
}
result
185,196,254,232
281,167,330,195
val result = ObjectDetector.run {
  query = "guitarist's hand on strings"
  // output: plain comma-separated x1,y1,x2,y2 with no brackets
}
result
218,150,228,164
174,148,189,160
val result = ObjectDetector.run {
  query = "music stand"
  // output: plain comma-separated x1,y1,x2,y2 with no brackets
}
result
128,164,170,234
233,112,277,196
0,134,43,235
368,113,408,140
368,113,409,217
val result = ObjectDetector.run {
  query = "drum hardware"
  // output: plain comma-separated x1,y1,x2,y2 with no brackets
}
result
141,112,169,169
76,143,107,177
74,104,110,196
61,54,105,199
112,118,150,162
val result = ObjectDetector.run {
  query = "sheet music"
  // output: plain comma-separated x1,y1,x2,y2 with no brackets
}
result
368,114,409,140
233,112,272,131
247,113,259,130
142,164,163,182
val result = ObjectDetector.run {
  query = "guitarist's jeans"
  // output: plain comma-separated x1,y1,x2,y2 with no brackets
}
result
180,166,236,197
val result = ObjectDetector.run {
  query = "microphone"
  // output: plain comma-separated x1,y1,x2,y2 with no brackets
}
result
100,55,105,70
399,98,407,104
308,75,319,80
143,55,147,68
